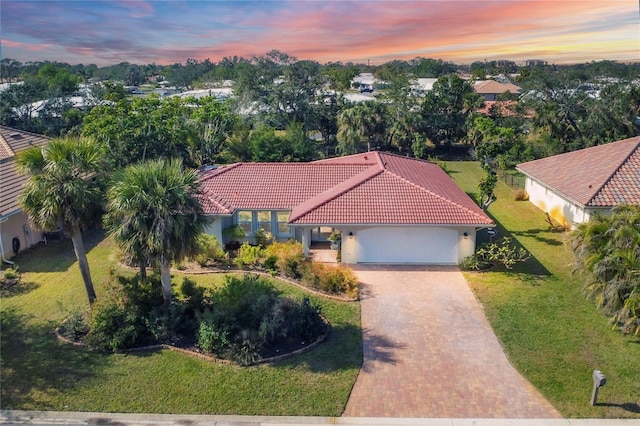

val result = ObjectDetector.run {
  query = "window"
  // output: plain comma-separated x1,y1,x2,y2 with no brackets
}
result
238,211,252,234
257,211,272,233
277,211,291,235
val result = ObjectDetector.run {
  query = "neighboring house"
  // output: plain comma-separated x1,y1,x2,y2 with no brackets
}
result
199,152,493,265
473,80,522,101
516,136,640,229
0,126,50,262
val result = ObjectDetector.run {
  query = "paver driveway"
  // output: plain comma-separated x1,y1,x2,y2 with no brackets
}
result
342,265,561,418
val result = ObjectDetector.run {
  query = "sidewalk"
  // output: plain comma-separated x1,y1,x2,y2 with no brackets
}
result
2,411,639,426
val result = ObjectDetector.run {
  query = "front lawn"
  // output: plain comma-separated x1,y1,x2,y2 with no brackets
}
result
449,161,640,419
0,232,361,415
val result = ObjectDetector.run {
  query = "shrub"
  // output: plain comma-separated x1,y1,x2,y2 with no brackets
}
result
212,274,280,331
234,243,264,268
264,240,305,278
299,261,322,290
254,228,273,248
263,255,278,272
2,266,19,280
300,261,359,298
222,225,246,243
197,273,328,364
180,277,207,312
273,297,327,342
191,233,226,266
116,273,164,315
84,272,210,351
85,301,150,351
197,310,230,355
514,189,529,201
232,330,262,366
462,237,530,271
58,312,90,342
460,254,484,271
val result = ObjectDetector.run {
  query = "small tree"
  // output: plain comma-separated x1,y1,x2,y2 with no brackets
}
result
478,162,497,210
462,237,530,271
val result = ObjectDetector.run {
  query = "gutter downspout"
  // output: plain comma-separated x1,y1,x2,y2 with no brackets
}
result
0,220,16,265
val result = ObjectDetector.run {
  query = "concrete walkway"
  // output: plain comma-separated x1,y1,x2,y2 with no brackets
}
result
2,410,638,426
343,265,561,418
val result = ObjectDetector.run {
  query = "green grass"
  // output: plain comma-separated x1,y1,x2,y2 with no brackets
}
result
1,231,361,415
449,162,640,419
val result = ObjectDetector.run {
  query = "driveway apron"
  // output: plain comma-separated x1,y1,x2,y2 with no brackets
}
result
342,265,561,418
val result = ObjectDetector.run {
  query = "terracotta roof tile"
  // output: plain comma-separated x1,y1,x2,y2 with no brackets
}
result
290,172,493,225
517,137,640,207
200,152,493,226
198,162,371,212
591,146,640,206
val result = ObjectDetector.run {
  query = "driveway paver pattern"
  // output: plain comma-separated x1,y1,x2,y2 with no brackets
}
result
342,265,561,418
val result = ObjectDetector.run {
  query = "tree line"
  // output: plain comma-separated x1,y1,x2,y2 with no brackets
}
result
2,53,639,169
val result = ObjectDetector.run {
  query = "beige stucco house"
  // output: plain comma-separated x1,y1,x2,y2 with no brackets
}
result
0,126,51,262
516,136,640,229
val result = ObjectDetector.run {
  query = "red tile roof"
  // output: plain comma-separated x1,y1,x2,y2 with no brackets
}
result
199,152,493,226
517,137,640,207
198,162,371,214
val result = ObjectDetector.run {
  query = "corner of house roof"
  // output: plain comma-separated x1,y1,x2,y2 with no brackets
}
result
585,138,640,206
200,187,234,215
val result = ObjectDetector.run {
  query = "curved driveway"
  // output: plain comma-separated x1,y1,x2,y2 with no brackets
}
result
343,265,561,418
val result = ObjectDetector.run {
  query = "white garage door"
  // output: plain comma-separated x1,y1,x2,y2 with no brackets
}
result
356,227,458,264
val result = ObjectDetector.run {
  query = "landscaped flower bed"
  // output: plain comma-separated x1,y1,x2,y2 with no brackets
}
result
58,272,330,366
189,238,359,300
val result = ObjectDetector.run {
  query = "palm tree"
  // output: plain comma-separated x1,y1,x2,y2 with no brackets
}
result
105,158,208,305
336,104,364,155
360,101,388,152
17,137,104,305
571,205,640,334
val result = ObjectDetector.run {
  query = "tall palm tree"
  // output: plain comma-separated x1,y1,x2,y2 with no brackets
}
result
17,137,104,305
105,158,207,305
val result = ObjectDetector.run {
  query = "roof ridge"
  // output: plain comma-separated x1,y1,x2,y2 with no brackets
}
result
288,165,383,223
0,134,13,159
382,166,490,223
200,187,234,214
588,141,640,205
366,153,489,221
378,151,436,165
200,162,242,180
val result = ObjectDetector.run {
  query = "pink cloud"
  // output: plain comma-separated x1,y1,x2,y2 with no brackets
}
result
2,38,51,52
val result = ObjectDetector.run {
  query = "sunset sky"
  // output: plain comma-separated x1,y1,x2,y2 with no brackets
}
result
2,1,638,66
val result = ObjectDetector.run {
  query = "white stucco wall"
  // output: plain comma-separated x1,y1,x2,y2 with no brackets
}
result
524,177,592,229
0,212,44,260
